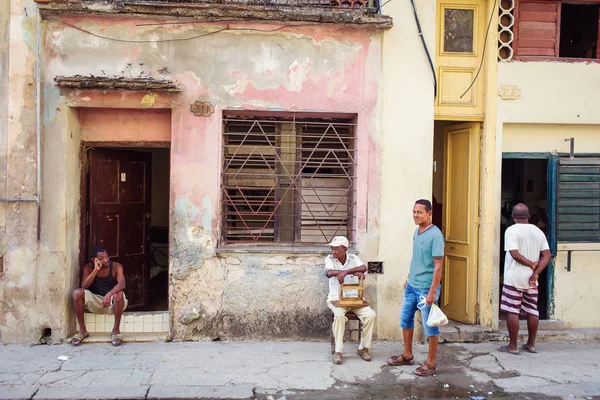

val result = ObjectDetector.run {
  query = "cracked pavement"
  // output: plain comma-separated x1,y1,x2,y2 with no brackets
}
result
0,340,599,399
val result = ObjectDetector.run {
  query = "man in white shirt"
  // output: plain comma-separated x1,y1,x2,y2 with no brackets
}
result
325,236,376,365
498,203,551,355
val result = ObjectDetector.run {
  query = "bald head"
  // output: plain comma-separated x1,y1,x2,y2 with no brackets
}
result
512,203,530,222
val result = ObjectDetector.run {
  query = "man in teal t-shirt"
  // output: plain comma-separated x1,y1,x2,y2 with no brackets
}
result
387,199,445,377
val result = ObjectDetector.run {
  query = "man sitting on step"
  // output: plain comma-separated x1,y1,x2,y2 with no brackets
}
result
325,236,376,365
71,246,127,346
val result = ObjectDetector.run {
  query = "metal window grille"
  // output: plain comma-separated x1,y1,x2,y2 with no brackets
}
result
221,114,356,245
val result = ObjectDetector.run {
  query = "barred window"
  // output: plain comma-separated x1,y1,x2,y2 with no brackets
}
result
221,113,356,245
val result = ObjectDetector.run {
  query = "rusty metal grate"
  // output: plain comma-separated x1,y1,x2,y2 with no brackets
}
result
221,114,356,245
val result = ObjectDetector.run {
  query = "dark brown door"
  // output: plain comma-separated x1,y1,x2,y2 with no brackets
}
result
88,149,152,310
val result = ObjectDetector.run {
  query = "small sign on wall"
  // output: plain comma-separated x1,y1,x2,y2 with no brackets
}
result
191,101,214,117
368,261,384,274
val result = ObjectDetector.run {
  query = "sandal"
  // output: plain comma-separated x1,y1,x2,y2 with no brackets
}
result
521,344,538,353
498,345,520,355
110,333,123,346
387,354,414,366
70,332,89,346
413,362,437,377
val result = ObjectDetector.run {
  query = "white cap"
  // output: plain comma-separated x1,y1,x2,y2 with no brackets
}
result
327,236,349,248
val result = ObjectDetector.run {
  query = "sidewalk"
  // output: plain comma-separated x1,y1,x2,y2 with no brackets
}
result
1,339,599,400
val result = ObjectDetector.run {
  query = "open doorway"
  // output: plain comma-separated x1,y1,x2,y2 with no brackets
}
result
83,147,170,312
500,158,549,319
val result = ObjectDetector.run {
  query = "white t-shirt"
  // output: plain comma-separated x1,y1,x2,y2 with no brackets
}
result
504,223,550,289
325,254,365,301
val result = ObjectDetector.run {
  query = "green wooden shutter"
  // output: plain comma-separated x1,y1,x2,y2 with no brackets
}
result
557,157,600,242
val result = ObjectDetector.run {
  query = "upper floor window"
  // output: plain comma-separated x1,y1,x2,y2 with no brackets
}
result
220,112,356,246
514,0,600,60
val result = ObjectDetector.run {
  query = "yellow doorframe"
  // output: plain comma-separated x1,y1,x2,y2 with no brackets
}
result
435,0,499,327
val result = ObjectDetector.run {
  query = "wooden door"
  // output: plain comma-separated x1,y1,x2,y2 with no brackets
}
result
89,149,152,310
435,0,487,119
441,123,480,323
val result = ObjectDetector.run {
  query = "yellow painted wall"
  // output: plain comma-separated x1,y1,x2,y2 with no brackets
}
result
502,124,600,154
378,0,435,338
498,62,600,125
554,247,600,328
500,123,600,328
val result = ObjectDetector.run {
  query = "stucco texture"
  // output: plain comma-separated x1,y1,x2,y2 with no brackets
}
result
33,15,385,342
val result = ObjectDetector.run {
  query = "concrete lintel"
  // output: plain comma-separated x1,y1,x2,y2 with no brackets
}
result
38,1,393,30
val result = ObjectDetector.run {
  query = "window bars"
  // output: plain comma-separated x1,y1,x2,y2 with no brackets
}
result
221,115,357,245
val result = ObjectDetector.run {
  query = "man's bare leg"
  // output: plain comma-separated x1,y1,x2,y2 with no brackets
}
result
426,335,439,366
73,289,88,336
505,312,520,352
113,291,124,334
402,328,414,359
525,313,539,351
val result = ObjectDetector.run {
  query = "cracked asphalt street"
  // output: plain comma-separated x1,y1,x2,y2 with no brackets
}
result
0,340,599,399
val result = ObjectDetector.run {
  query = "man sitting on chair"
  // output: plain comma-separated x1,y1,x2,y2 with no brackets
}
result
326,236,376,365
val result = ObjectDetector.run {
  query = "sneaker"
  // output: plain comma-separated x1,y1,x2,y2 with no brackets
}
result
357,348,372,362
333,352,343,364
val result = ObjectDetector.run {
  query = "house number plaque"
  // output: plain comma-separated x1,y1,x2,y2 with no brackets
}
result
190,101,214,117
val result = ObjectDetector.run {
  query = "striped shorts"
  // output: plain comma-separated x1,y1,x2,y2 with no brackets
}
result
500,284,539,317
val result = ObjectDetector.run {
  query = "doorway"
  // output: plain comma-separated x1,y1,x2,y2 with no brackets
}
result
83,147,170,312
433,121,480,324
500,157,550,319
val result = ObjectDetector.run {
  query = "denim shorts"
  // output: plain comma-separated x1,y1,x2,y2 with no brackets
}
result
400,283,441,337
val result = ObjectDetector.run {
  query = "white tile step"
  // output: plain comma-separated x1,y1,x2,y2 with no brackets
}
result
77,311,169,333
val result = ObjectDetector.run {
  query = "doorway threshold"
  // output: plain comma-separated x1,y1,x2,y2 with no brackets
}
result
78,311,169,334
439,320,493,343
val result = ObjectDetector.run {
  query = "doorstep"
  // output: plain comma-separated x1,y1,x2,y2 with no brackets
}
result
84,332,167,343
77,311,169,334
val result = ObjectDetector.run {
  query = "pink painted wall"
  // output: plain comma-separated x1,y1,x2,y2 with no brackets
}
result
79,108,171,142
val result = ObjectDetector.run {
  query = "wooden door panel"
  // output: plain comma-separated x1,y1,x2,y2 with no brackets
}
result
93,214,120,258
442,123,480,324
442,254,469,322
95,159,120,204
126,211,146,257
446,129,471,243
89,149,151,311
126,161,147,203
435,0,486,119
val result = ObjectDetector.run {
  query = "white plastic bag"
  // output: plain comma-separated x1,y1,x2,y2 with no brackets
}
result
417,295,449,327
426,304,449,327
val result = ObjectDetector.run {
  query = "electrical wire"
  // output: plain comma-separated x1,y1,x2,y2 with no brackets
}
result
459,0,497,99
45,17,308,43
409,0,437,97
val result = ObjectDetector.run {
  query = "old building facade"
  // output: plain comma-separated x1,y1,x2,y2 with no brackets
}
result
3,0,596,345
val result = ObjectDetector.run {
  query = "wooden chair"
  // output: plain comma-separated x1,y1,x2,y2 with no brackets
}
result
329,278,369,354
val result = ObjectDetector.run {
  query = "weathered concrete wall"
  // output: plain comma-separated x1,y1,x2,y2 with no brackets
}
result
0,0,45,343
377,0,435,338
38,15,384,341
0,0,10,340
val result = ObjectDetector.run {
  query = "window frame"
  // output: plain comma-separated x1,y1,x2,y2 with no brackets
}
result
514,0,600,62
219,110,358,248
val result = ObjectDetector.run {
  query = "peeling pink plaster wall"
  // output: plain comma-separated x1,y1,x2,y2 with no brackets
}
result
42,15,383,340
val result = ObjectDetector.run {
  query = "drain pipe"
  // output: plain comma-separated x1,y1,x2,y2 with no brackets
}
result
36,8,42,241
